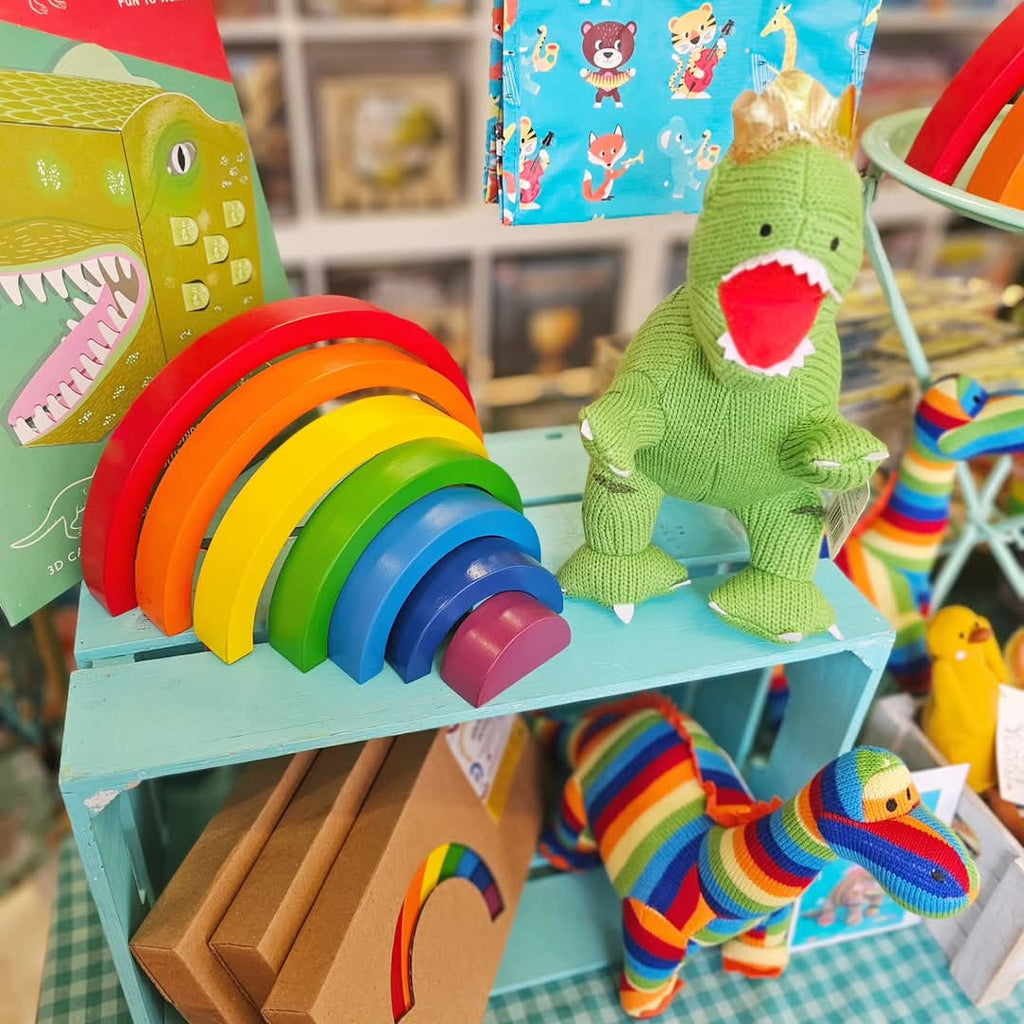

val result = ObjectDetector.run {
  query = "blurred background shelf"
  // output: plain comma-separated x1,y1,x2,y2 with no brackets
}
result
214,0,1023,432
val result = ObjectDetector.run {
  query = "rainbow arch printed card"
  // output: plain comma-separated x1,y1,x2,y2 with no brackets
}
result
0,0,287,624
486,0,881,225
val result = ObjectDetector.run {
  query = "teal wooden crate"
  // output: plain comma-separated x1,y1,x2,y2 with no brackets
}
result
58,425,894,1024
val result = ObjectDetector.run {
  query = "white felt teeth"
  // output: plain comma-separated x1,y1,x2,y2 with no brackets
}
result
716,333,815,378
828,624,844,639
722,248,841,302
580,418,593,441
613,603,635,624
609,464,631,478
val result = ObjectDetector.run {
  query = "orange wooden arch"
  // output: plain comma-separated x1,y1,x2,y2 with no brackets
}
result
135,344,480,636
967,92,1024,209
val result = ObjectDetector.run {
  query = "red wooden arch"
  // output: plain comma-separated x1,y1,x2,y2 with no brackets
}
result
905,3,1024,184
81,295,473,615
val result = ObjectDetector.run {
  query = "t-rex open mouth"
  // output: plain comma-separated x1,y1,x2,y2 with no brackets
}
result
716,249,840,377
6,249,148,445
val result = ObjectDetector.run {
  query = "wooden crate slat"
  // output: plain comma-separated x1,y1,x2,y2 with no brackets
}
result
74,496,749,665
61,558,889,795
494,870,620,993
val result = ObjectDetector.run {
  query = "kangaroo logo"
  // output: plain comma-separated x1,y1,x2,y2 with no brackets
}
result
11,475,92,549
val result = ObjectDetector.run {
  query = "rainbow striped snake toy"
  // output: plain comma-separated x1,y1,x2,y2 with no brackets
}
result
835,374,1024,694
536,694,978,1020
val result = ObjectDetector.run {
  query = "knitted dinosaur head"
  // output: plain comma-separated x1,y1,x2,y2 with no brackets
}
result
915,374,1024,461
813,747,979,918
688,71,862,387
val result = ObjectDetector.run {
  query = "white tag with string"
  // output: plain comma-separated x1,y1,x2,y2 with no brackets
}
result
822,483,871,559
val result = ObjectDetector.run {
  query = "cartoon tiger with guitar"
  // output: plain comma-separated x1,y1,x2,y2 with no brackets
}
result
669,4,734,99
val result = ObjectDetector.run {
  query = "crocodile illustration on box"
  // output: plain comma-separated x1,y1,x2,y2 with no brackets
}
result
1,64,263,447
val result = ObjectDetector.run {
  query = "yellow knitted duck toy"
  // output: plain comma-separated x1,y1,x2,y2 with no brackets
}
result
922,606,1024,843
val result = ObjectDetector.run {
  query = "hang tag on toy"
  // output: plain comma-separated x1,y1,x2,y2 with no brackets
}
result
822,483,870,559
996,685,1024,806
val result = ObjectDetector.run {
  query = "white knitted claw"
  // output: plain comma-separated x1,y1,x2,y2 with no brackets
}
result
863,451,888,463
812,459,841,469
828,623,844,639
580,418,594,441
613,603,635,624
609,464,632,478
778,631,805,643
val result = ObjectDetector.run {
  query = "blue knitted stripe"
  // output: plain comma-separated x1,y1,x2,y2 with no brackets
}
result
586,725,679,824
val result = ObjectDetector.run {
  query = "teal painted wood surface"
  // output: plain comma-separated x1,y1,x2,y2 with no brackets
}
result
59,424,894,1024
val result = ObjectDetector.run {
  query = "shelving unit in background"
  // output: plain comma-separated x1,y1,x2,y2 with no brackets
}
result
216,0,1017,428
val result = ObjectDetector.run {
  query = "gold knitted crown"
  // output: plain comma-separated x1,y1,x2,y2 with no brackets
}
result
728,70,857,165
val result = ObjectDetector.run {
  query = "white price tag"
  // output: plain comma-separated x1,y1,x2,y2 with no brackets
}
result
996,685,1024,806
823,483,871,560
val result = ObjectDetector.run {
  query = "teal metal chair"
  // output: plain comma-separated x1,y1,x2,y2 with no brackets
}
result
860,107,1024,609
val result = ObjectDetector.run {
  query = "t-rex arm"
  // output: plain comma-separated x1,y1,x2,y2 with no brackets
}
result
579,370,666,479
780,415,888,492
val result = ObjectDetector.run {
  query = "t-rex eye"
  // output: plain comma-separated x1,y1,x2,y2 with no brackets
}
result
168,141,197,176
885,798,897,812
830,237,840,251
760,223,772,237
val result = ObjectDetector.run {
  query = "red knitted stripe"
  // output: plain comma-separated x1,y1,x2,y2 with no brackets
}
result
623,900,686,960
665,864,704,929
594,744,688,838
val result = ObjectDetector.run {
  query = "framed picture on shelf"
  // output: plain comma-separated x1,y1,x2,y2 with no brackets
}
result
490,250,623,380
316,73,459,213
213,0,277,16
302,0,466,15
226,46,294,217
326,261,470,369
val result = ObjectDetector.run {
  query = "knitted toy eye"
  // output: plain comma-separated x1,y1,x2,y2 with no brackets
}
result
885,798,897,812
830,237,840,251
759,223,772,237
932,869,946,882
906,787,912,799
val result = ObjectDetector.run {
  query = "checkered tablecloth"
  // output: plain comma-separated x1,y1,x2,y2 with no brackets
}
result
37,835,1024,1024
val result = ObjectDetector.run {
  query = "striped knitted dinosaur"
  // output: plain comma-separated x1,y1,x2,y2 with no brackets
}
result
835,375,1024,693
536,693,978,1019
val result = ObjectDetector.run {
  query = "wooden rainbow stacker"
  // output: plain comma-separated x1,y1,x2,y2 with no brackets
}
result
61,297,895,1023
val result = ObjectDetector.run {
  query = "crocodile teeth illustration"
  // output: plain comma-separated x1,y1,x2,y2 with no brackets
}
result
5,248,149,444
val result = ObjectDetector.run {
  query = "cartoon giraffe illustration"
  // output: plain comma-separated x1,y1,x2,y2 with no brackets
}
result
760,3,798,72
835,376,1024,694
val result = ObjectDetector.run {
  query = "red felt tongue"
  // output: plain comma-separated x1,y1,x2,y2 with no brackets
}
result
718,261,826,370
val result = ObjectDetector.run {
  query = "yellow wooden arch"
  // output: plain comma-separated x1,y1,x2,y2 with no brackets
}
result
193,395,487,663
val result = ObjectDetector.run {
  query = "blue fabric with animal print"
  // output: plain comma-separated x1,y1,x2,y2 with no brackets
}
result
485,1,882,225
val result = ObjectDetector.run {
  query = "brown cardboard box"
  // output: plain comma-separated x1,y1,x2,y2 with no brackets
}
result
263,717,542,1024
131,753,315,1024
211,739,392,1006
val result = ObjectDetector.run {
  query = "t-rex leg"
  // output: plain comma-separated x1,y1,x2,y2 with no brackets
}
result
558,464,688,622
619,897,690,1019
721,903,794,978
710,487,835,642
538,772,601,871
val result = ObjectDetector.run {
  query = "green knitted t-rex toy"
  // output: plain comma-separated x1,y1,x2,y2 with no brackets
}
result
559,71,888,642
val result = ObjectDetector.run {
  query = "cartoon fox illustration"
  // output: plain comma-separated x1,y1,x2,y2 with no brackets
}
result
583,125,643,202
